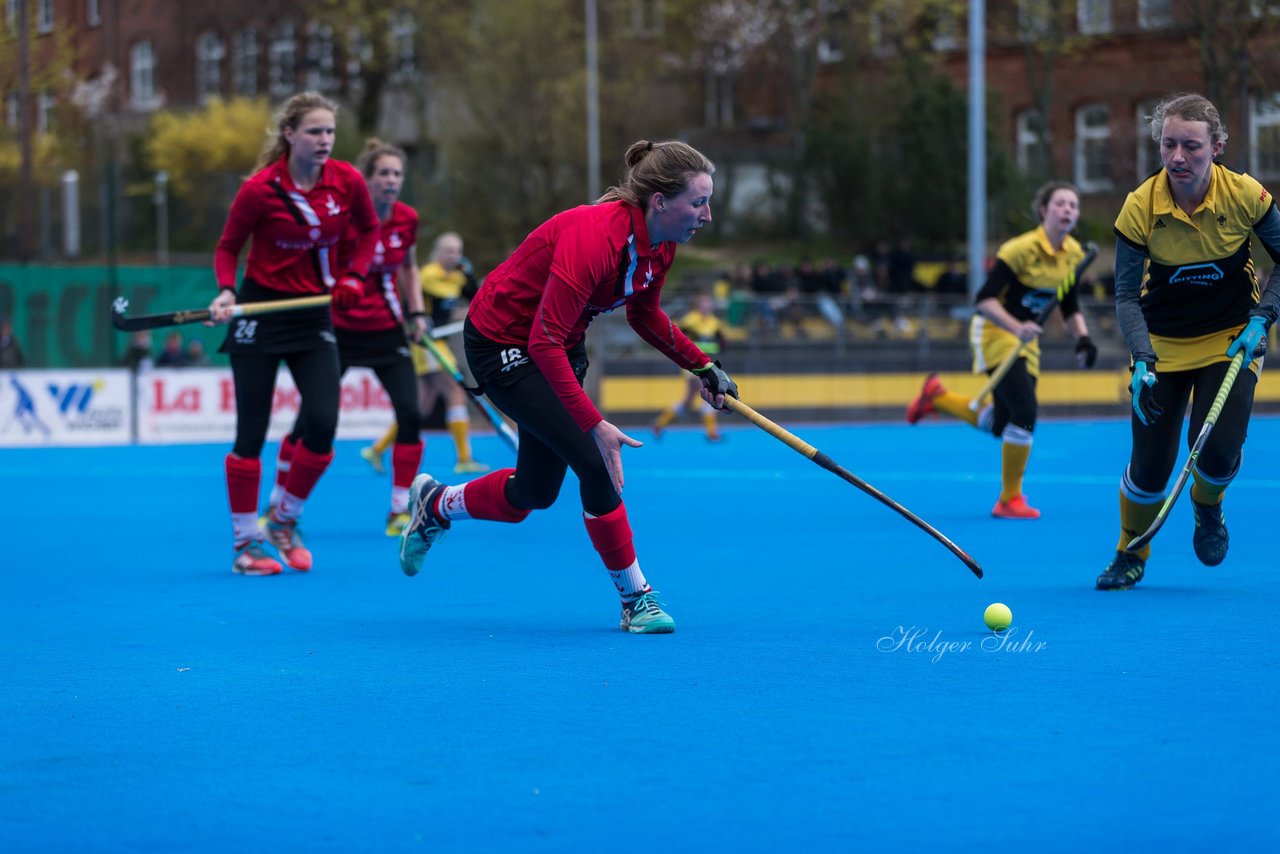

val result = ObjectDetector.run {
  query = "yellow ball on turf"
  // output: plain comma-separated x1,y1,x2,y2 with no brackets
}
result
984,602,1013,632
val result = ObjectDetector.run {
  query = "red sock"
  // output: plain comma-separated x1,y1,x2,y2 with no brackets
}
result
274,435,298,490
225,454,261,515
459,468,530,523
583,502,636,571
283,442,334,503
391,441,423,490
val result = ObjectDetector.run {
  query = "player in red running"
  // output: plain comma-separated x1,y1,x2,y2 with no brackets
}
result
208,92,379,576
399,139,736,633
269,138,430,538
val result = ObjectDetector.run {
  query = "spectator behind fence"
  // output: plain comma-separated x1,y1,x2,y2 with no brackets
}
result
120,331,154,372
888,237,920,293
0,316,24,368
185,338,213,366
934,258,969,295
155,331,188,367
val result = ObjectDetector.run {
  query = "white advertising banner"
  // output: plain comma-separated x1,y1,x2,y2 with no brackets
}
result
0,368,134,447
137,367,395,444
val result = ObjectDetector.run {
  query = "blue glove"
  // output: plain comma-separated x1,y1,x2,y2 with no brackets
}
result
1225,315,1269,367
1130,360,1163,426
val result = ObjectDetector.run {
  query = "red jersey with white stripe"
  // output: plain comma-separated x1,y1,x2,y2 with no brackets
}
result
334,201,418,332
214,155,380,295
468,200,709,431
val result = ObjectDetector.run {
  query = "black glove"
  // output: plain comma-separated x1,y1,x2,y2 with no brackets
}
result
1130,360,1164,426
1075,335,1098,369
693,361,738,408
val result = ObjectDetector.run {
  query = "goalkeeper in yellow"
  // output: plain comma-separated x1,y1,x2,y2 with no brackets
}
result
906,182,1097,519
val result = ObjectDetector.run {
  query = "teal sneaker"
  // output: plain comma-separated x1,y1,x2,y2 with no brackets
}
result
1191,499,1228,566
1095,551,1145,591
620,590,675,634
399,474,449,577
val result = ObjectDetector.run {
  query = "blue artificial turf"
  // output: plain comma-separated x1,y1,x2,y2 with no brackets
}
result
2,417,1278,851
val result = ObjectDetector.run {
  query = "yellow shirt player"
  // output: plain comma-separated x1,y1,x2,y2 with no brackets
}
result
1096,93,1280,591
906,182,1098,520
361,232,490,475
653,293,726,441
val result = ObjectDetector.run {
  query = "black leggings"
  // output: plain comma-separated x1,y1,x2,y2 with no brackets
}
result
289,355,420,446
481,370,619,518
1128,361,1257,492
988,357,1038,437
230,348,340,458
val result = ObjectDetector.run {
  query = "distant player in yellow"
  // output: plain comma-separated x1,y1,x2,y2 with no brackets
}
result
1095,93,1280,590
361,232,490,475
906,181,1098,519
653,293,726,441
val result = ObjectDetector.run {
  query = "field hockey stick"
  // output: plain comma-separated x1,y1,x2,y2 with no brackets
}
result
414,331,519,452
722,396,983,579
969,242,1098,410
110,294,332,331
429,320,464,340
1125,351,1245,552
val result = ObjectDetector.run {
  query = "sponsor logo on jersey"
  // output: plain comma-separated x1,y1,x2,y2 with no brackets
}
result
1169,262,1224,286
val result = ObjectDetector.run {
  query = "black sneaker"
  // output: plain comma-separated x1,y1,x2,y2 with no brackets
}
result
1096,551,1146,590
1191,499,1228,566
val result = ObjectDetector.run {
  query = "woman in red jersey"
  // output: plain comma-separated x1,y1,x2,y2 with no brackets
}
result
398,139,736,634
208,92,379,577
270,139,430,539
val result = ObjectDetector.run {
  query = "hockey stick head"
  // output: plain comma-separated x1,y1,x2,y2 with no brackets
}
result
110,297,133,331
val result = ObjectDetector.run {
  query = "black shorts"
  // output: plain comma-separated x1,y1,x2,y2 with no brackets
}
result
220,278,335,355
463,316,588,392
335,325,412,368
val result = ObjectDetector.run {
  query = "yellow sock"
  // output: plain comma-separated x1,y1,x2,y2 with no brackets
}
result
655,407,676,429
1000,440,1031,502
933,392,979,426
448,416,472,463
1117,490,1162,560
702,411,719,438
1189,470,1227,506
371,423,398,455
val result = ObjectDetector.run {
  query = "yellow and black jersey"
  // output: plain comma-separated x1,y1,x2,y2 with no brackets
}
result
678,309,724,356
1115,162,1273,338
969,226,1085,376
419,261,470,327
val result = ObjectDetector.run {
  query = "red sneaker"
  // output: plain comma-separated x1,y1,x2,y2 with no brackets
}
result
265,515,313,571
906,373,946,424
232,540,283,576
992,495,1041,520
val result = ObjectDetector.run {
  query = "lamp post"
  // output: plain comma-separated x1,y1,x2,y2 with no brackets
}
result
585,0,600,202
967,0,986,297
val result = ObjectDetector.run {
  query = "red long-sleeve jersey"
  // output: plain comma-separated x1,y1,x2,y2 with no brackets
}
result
334,201,418,332
214,156,380,295
468,200,708,432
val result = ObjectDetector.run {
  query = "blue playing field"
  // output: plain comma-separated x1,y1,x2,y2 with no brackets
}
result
3,416,1278,851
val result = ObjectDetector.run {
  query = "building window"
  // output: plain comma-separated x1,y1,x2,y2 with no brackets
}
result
1251,94,1280,180
629,0,663,36
1017,0,1050,40
37,0,53,33
390,11,416,80
1016,109,1044,174
269,22,297,96
1078,0,1111,35
5,0,15,29
86,0,101,26
1138,0,1173,28
1075,103,1112,191
130,40,159,110
1135,99,1161,179
816,0,846,63
6,92,19,128
305,24,337,92
195,32,224,103
705,45,734,128
869,7,892,56
932,6,961,51
232,28,258,96
37,88,54,133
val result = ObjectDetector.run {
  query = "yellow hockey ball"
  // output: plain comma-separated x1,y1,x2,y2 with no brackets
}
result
984,602,1013,632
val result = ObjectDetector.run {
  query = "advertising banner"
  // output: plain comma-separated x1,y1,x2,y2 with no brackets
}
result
0,369,133,447
137,367,395,444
